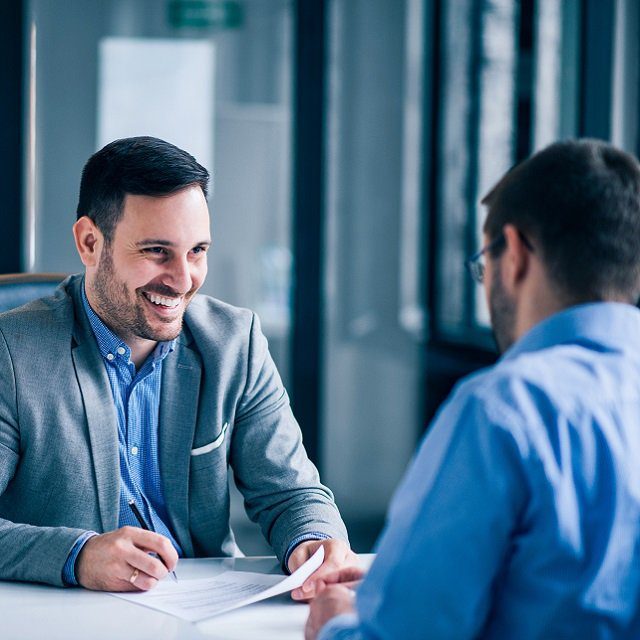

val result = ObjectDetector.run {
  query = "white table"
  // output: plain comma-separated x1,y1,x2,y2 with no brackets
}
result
0,555,373,640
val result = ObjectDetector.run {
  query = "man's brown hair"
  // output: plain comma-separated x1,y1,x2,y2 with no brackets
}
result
482,139,640,304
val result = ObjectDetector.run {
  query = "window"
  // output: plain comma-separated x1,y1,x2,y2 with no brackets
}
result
433,0,582,344
322,0,427,531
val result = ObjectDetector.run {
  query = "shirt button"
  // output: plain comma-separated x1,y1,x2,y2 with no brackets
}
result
106,353,115,361
131,446,139,456
117,347,126,355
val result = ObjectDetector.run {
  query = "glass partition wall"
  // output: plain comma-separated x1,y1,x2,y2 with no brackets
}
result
25,0,293,383
321,0,428,543
24,0,427,552
434,0,581,344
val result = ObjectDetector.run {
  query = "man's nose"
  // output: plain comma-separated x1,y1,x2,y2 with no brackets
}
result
163,256,192,294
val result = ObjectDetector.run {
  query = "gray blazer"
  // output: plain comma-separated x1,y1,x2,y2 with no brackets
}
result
0,275,347,586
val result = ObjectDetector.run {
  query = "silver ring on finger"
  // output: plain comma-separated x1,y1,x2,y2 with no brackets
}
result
130,568,140,584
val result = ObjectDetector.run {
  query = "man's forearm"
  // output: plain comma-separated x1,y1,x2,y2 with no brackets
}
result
0,518,89,586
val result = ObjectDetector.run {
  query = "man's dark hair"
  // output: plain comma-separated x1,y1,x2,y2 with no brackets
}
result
76,136,210,241
482,138,640,303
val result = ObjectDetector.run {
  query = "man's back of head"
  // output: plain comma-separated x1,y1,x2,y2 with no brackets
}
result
482,139,640,305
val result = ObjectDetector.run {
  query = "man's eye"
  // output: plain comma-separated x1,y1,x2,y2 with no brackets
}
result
144,247,167,255
192,246,208,255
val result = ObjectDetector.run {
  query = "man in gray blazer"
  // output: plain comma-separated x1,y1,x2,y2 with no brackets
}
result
0,136,352,591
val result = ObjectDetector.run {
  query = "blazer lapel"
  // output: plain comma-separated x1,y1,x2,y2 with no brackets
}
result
159,338,201,557
67,277,120,533
72,337,120,533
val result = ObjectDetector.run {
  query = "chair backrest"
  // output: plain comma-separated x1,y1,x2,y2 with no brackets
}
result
0,273,67,313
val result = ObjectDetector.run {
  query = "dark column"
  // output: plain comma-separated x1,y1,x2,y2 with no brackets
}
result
291,0,327,466
580,0,615,139
0,0,25,273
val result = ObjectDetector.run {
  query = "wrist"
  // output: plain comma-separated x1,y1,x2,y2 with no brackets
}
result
62,531,98,586
284,533,331,573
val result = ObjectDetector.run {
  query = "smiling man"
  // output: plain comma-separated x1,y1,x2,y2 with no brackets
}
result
0,136,353,591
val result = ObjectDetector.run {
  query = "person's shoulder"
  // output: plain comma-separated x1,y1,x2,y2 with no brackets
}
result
460,353,543,397
186,293,254,329
0,277,76,339
453,344,612,434
183,293,259,355
443,364,525,427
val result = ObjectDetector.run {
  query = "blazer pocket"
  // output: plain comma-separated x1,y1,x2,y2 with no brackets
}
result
191,422,229,456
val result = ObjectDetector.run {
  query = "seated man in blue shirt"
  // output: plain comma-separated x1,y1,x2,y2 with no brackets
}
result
304,139,640,639
0,136,354,590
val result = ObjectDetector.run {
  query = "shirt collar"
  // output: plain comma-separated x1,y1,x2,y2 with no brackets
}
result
502,302,640,363
81,282,175,365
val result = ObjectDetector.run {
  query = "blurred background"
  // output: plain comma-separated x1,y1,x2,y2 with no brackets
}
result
1,0,638,553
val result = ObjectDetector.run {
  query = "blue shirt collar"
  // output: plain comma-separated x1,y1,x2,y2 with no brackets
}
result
81,282,175,365
502,302,640,363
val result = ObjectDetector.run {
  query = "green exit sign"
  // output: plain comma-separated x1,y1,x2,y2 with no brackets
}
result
168,0,243,30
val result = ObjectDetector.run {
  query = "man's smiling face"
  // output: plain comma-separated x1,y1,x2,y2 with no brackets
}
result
86,184,211,349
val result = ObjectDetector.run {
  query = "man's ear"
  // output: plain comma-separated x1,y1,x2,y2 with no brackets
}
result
501,223,531,293
73,216,104,267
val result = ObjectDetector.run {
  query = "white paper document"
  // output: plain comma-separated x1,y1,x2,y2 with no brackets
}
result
112,546,324,622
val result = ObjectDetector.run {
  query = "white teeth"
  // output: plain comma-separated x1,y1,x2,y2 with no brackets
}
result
146,293,180,308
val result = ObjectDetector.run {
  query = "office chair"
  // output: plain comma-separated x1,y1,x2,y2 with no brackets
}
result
0,273,67,313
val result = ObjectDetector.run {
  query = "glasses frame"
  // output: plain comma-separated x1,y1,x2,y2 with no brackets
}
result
465,231,533,284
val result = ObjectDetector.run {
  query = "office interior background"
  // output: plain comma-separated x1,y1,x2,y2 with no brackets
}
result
0,0,638,553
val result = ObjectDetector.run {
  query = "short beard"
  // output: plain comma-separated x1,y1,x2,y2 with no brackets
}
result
92,245,185,343
489,266,516,354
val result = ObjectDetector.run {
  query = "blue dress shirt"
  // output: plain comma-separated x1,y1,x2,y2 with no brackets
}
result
321,303,640,639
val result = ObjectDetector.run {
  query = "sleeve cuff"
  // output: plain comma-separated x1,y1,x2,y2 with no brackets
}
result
318,613,364,640
62,531,99,586
283,532,331,573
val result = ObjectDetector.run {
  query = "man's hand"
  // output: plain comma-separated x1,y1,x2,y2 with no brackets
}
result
75,526,179,592
288,539,359,600
305,584,356,640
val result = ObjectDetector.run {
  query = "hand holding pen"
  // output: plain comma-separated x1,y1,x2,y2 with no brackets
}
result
128,499,178,583
74,525,179,592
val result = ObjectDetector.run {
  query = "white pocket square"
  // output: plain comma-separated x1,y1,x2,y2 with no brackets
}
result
191,422,229,456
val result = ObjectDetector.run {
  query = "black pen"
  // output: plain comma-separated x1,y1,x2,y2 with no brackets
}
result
128,499,178,582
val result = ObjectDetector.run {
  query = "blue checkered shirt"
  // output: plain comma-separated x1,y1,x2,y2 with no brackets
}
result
62,288,182,584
